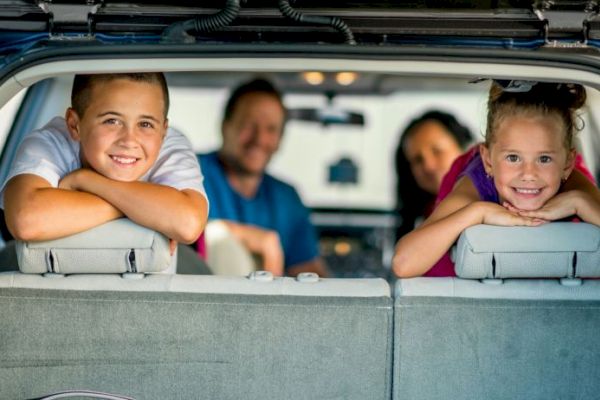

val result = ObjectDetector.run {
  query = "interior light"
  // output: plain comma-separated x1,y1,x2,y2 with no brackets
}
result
302,71,325,85
334,241,352,256
336,72,358,86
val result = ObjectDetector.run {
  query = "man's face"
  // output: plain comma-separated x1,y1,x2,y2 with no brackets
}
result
66,78,167,182
221,92,284,176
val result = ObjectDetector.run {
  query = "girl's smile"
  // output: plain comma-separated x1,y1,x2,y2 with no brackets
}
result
481,116,575,211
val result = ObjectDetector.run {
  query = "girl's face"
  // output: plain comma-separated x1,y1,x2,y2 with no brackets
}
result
481,116,575,211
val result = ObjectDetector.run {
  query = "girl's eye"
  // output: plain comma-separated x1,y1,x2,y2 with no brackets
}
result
506,154,520,162
539,155,552,163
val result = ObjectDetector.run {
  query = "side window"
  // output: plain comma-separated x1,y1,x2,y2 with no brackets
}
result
0,89,26,152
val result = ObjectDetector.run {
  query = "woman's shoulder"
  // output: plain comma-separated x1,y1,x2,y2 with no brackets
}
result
436,144,481,205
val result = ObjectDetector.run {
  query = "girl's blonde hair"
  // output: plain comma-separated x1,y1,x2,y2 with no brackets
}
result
485,81,587,150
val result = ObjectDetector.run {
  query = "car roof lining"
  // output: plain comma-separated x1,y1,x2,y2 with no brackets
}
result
2,56,600,108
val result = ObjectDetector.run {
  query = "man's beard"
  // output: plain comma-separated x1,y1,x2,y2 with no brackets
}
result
221,152,265,178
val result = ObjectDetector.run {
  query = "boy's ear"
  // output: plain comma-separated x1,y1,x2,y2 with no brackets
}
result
479,143,493,176
65,108,82,141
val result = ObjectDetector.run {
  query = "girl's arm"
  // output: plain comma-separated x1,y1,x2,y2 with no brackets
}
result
393,177,543,278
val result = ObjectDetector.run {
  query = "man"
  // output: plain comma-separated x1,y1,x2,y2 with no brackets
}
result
198,78,327,277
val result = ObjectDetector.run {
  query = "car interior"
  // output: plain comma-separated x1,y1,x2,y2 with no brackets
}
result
1,1,600,399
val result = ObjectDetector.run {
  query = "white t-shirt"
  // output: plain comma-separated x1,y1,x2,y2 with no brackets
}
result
0,116,207,208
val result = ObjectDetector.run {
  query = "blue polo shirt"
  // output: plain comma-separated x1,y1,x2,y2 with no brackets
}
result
198,151,319,269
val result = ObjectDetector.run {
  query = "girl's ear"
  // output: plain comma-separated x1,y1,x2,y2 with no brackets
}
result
563,148,577,181
479,143,493,176
65,108,81,141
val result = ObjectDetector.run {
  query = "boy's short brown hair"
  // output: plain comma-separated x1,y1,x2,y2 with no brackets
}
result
71,72,170,118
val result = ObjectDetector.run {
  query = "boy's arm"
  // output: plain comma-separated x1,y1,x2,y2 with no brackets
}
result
61,168,207,244
392,177,542,278
4,174,124,241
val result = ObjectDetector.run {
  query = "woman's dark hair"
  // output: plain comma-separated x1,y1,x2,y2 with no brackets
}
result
394,110,473,239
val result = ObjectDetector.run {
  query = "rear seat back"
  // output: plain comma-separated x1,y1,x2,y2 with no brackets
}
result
0,272,392,400
394,223,600,400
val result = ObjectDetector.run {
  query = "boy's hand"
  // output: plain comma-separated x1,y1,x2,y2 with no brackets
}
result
169,239,177,256
58,168,88,191
57,168,206,244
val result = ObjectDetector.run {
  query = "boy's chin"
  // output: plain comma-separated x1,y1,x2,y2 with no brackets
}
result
103,171,144,182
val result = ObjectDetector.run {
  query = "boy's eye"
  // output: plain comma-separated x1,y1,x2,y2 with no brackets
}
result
539,155,552,163
139,121,155,129
103,118,120,125
506,154,520,162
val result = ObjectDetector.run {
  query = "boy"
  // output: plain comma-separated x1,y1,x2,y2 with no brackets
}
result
1,73,207,247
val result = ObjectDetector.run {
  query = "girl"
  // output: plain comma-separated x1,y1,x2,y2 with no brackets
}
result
393,81,600,278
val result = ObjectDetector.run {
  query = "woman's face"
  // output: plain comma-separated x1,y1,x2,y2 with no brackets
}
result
403,120,464,195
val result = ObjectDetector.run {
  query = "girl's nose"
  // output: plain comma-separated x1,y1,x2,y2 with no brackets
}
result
520,161,538,180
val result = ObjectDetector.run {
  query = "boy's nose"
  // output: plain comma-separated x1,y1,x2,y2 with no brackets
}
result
118,126,139,146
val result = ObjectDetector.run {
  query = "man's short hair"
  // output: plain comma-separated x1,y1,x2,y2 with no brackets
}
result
71,72,170,118
223,78,286,123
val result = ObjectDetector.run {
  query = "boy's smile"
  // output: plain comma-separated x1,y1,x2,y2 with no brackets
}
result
481,116,575,211
66,78,167,182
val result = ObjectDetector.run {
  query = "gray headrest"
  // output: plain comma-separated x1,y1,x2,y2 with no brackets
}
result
452,223,600,279
16,219,171,274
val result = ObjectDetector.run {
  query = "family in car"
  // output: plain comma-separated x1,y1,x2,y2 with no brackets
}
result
393,81,600,277
2,73,600,280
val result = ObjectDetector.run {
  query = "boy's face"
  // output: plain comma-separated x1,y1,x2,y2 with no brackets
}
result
66,78,167,182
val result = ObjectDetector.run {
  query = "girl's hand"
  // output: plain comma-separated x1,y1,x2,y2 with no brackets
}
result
506,192,578,221
512,190,600,226
479,202,545,226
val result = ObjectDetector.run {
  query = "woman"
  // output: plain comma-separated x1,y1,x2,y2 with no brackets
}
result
394,110,473,239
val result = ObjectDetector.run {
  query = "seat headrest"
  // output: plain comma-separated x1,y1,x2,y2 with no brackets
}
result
16,219,172,274
452,223,600,279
